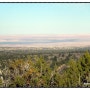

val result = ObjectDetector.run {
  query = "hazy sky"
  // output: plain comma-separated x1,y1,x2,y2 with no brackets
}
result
0,3,90,35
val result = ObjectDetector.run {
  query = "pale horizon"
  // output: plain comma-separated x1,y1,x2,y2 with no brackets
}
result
0,34,90,48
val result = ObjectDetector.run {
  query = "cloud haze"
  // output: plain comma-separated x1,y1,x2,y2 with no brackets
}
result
0,34,90,47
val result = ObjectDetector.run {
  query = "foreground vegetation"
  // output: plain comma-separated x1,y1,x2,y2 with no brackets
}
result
0,48,90,87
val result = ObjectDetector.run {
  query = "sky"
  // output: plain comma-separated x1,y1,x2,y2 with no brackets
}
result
0,3,90,35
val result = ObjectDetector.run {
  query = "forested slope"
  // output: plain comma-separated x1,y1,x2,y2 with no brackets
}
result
0,50,90,87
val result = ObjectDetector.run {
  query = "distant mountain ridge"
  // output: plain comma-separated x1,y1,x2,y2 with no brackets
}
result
0,34,90,47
